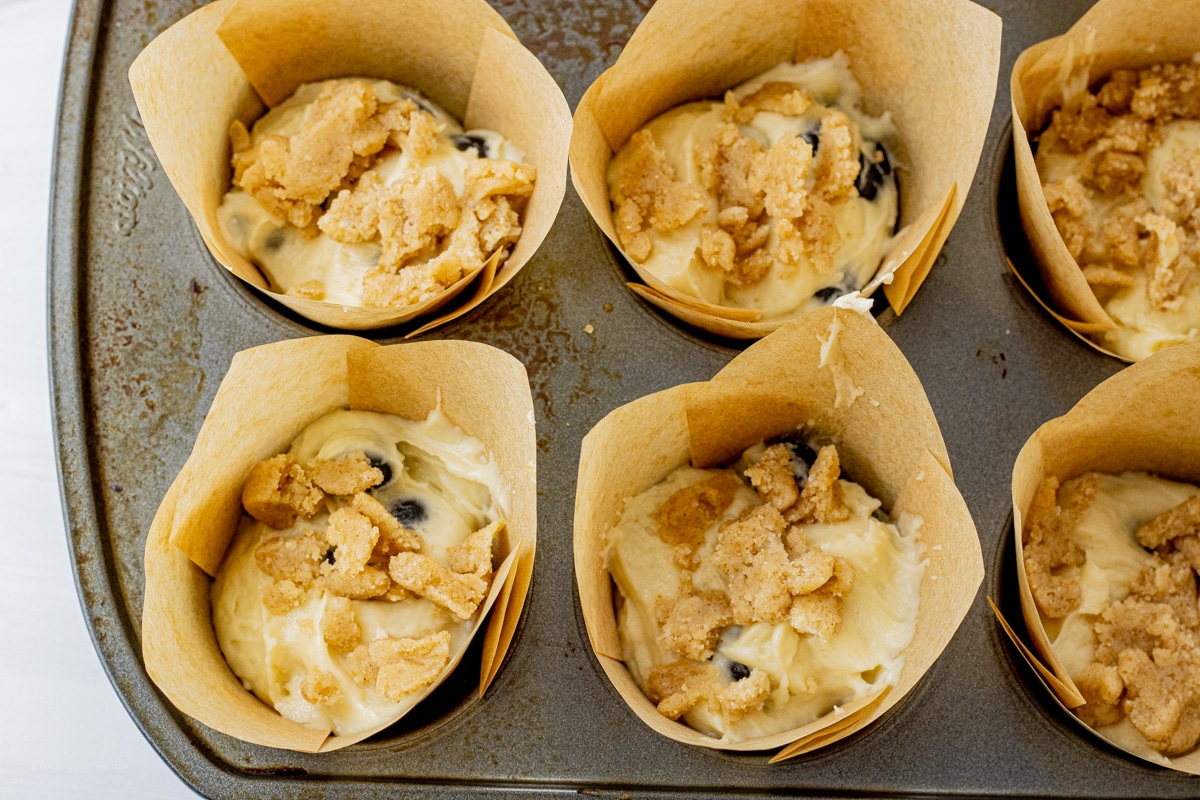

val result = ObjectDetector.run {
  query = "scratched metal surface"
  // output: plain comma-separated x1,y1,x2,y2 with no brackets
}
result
47,0,1200,797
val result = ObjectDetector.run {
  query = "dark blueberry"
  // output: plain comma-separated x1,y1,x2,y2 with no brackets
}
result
388,498,427,527
451,134,489,158
798,127,820,153
729,661,752,681
856,142,892,201
813,286,840,304
263,228,286,251
366,454,392,487
767,432,819,487
324,547,336,565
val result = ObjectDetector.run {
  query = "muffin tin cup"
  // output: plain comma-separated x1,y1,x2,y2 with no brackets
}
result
1000,336,1200,773
573,307,984,758
569,0,1000,339
1010,0,1200,360
141,335,538,752
127,0,571,333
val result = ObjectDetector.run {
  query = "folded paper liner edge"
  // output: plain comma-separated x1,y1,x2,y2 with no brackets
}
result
1004,333,1200,773
141,335,537,752
573,308,982,754
1009,0,1200,336
127,0,569,333
567,0,1001,338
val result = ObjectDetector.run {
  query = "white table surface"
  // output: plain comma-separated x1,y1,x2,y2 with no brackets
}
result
0,0,197,796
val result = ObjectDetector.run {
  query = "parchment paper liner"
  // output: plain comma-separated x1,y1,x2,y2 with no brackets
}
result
1010,0,1200,356
574,307,983,755
569,0,999,339
142,336,537,752
128,0,570,333
998,337,1200,772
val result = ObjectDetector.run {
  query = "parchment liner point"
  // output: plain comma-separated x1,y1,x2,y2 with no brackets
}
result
128,0,570,332
999,336,1200,773
141,335,537,752
568,0,1001,339
573,307,983,756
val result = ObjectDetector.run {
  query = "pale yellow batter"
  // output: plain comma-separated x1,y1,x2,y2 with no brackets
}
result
212,408,507,735
217,79,529,308
607,54,898,322
606,443,923,742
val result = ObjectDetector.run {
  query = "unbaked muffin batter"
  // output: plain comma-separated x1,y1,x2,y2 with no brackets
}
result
212,408,507,736
1036,63,1200,360
606,438,923,742
606,54,899,322
1024,471,1200,757
218,78,535,309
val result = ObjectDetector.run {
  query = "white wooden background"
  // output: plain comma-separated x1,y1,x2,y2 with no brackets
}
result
0,0,197,795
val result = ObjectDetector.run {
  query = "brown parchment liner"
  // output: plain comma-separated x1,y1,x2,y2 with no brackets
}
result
1010,0,1200,359
141,336,537,752
573,307,983,755
127,0,570,334
569,0,1000,340
1001,337,1200,773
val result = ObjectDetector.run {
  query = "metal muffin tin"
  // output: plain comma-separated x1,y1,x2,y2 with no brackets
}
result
48,0,1200,796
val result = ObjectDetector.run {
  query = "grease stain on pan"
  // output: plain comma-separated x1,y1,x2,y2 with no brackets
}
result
87,268,207,628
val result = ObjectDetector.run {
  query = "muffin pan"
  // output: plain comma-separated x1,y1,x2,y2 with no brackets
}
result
48,0,1200,796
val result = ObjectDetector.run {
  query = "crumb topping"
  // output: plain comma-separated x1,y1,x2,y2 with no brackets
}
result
300,668,343,706
1038,62,1200,315
304,450,384,494
620,440,911,730
718,667,772,721
656,591,733,661
388,549,490,620
238,448,500,683
369,631,452,701
646,660,722,720
1022,475,1094,619
1030,475,1200,755
611,129,708,262
655,473,742,568
322,596,360,654
242,454,325,529
229,79,535,310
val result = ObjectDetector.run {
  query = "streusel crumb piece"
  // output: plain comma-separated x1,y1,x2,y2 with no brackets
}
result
646,661,721,720
300,668,343,706
718,667,771,721
656,591,733,662
789,445,851,525
352,492,423,557
388,552,488,619
322,596,361,654
370,631,452,701
306,451,384,496
254,532,327,585
611,130,707,262
325,507,380,575
448,521,501,578
243,454,325,529
1022,475,1095,618
656,473,742,567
